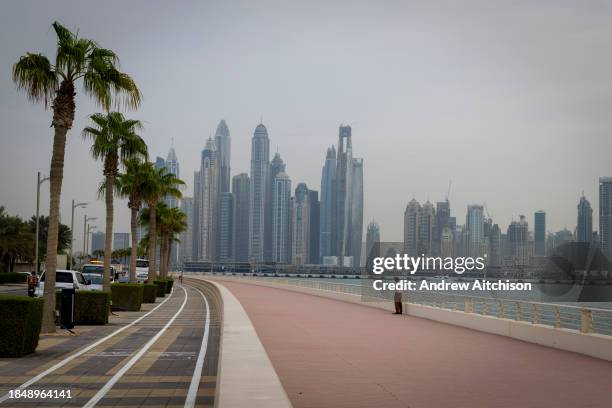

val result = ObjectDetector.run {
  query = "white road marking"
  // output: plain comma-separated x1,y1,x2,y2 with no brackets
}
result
0,289,175,405
184,285,211,408
82,285,189,408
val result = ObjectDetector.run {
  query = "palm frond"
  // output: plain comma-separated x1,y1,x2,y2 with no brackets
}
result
12,53,57,106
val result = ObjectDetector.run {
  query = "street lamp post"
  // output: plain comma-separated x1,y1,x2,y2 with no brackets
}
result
86,224,97,256
69,200,87,270
83,215,97,257
35,171,50,275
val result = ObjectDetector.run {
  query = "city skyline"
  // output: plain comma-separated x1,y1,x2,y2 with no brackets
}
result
2,1,612,248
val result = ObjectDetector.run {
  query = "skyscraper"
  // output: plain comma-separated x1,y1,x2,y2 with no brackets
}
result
319,146,337,260
113,233,130,251
534,210,546,256
272,172,292,263
489,224,502,266
577,193,593,243
466,205,485,258
308,190,320,264
507,215,529,265
335,125,364,266
600,177,612,259
194,137,218,261
404,199,421,256
267,152,285,262
164,146,180,209
291,183,310,265
218,192,234,262
179,197,193,264
249,124,270,262
418,201,435,255
232,174,250,262
435,200,451,255
91,231,105,253
366,221,381,260
214,120,231,194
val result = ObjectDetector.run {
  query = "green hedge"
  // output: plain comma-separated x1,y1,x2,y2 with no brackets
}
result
165,277,174,294
55,291,111,325
153,280,167,297
0,295,44,357
110,283,143,311
142,284,157,303
0,272,27,284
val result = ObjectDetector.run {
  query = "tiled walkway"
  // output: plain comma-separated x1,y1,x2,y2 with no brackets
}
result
223,280,612,408
0,283,219,408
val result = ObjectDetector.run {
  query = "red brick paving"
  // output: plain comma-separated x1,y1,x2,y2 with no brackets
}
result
222,280,612,408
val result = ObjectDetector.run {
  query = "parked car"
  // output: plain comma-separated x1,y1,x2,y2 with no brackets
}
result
35,270,90,297
135,258,149,282
82,273,104,291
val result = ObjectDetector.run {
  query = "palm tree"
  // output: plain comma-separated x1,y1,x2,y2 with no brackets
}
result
140,168,184,281
159,207,187,278
12,22,141,332
116,159,152,283
83,112,146,291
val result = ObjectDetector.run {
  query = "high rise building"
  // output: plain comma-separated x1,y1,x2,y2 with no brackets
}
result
434,200,451,255
91,231,105,253
218,192,234,262
249,124,270,262
418,201,435,255
319,146,337,260
291,183,310,265
154,156,165,170
267,152,285,262
507,215,530,265
600,177,612,259
335,126,364,266
466,205,485,258
164,146,180,266
404,199,421,256
534,210,546,256
440,226,454,258
194,138,218,261
179,197,193,264
365,221,381,260
308,190,320,264
489,224,502,266
232,174,250,262
272,172,292,263
577,193,593,243
113,233,130,251
214,120,231,194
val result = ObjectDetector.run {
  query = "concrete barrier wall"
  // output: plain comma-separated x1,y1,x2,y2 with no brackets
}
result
186,278,292,408
204,276,612,362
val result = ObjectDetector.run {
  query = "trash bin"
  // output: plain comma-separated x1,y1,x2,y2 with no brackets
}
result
60,288,75,329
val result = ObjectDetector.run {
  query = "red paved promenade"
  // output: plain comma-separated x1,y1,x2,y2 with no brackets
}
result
222,280,612,408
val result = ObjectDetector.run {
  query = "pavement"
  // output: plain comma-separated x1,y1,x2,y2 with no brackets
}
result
221,280,612,408
0,282,219,408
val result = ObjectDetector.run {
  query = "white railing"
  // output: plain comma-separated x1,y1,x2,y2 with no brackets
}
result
210,274,612,336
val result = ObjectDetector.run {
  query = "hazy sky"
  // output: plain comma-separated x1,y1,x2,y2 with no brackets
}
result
1,0,611,249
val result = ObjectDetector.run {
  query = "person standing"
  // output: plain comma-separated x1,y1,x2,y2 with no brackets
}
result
27,271,39,297
393,277,402,314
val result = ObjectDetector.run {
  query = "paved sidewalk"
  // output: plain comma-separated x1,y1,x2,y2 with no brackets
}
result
0,284,220,408
222,280,612,408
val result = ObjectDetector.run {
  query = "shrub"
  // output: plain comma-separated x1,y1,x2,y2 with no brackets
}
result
110,283,143,311
165,276,174,294
0,295,44,357
153,279,167,297
142,284,157,303
55,291,111,325
0,272,27,284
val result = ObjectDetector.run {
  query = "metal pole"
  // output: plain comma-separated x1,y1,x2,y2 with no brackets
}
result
35,172,41,274
83,214,87,255
70,199,75,270
86,224,91,255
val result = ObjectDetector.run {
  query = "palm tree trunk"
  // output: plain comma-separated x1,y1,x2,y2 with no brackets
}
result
129,205,138,283
103,175,114,292
148,204,157,282
164,236,172,278
42,80,75,334
159,234,167,279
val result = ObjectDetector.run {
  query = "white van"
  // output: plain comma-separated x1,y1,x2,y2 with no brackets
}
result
35,270,90,297
135,258,149,282
80,264,117,290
